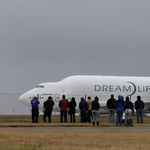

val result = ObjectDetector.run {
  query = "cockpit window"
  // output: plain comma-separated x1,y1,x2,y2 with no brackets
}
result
36,85,44,88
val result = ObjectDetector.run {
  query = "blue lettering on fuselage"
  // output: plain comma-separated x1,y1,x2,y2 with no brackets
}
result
42,94,53,95
109,85,113,92
115,86,122,92
95,85,131,92
95,85,101,91
103,85,108,91
146,86,150,92
94,81,150,96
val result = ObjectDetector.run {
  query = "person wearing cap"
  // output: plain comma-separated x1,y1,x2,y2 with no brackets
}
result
31,96,40,123
43,96,55,123
92,96,100,125
115,95,126,126
135,95,144,123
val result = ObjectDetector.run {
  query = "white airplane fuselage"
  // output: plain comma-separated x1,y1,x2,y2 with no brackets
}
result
19,75,150,114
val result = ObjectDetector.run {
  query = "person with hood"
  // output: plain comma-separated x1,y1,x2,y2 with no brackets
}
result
115,95,126,126
107,94,116,123
43,96,55,123
125,97,133,110
31,96,40,123
69,97,76,123
79,97,88,123
135,95,145,123
59,95,69,123
124,96,134,114
92,96,100,125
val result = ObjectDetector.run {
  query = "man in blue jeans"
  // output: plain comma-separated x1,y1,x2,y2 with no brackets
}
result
59,95,69,123
107,94,116,123
135,95,144,123
115,95,126,126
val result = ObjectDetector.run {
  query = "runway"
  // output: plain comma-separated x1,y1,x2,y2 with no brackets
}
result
1,126,150,130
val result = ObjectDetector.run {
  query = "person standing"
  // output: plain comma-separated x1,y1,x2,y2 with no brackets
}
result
86,96,93,123
79,97,88,123
43,96,55,123
69,97,76,123
59,95,69,123
106,94,116,123
135,95,145,123
31,96,40,123
92,96,100,125
115,95,126,126
124,96,134,111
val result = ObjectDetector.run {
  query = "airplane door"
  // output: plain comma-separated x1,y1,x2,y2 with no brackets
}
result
55,94,60,102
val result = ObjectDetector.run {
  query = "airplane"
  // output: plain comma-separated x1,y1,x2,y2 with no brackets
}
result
19,75,150,114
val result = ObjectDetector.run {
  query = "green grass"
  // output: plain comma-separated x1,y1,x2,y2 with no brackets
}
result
0,115,150,124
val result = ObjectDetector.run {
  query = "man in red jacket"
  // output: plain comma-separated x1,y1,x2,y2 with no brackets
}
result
59,95,69,123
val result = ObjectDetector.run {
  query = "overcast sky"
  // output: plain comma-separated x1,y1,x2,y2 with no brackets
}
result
1,0,150,94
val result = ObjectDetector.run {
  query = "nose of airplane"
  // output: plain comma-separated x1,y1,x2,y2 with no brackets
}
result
19,93,30,106
19,94,25,103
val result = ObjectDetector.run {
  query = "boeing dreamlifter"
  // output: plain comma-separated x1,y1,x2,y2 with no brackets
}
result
19,75,150,114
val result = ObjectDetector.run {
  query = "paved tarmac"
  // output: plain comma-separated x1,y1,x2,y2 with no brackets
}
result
1,126,150,130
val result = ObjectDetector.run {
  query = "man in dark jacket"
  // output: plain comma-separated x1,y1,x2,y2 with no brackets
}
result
43,96,55,123
124,96,134,116
31,96,40,123
92,96,100,125
135,95,144,123
107,94,116,123
79,97,88,123
125,97,133,110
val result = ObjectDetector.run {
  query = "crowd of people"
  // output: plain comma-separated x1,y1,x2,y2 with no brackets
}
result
107,94,145,126
31,94,145,126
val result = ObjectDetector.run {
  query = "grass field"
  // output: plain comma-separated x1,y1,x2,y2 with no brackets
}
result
0,115,150,150
0,115,150,126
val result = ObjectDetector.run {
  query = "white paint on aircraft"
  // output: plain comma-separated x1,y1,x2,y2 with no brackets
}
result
19,75,150,114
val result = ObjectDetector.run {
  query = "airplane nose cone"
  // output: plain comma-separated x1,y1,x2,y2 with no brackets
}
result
19,94,24,102
19,88,37,107
19,94,30,106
